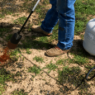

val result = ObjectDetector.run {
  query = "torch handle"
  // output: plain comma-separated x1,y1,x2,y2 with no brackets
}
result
17,0,40,34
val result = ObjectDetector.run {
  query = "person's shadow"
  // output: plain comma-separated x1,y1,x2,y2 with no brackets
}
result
0,22,95,59
0,22,95,95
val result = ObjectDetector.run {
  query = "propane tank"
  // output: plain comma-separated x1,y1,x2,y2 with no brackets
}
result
83,18,95,56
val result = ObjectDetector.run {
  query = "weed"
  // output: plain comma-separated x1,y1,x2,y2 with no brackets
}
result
14,16,27,25
43,62,58,73
37,36,50,48
0,84,5,94
58,66,81,85
56,59,64,65
46,62,58,71
38,36,48,43
85,65,94,70
80,34,84,40
22,40,32,48
68,55,89,65
28,65,41,75
36,8,41,13
58,66,90,92
54,24,59,31
33,56,44,63
10,48,20,56
0,14,4,18
2,9,13,15
78,90,93,95
12,89,28,95
0,68,17,94
85,65,95,80
0,68,14,84
10,48,21,61
74,0,95,35
12,14,19,17
15,71,22,77
26,48,32,54
75,20,86,35
5,34,13,41
42,0,49,4
0,27,11,37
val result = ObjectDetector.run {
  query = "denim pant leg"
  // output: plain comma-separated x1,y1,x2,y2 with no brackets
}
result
57,0,76,50
41,0,58,33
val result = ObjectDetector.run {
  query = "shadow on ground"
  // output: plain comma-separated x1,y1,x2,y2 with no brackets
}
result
0,22,95,59
0,22,95,95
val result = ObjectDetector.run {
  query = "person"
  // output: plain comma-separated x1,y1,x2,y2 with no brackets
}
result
32,0,76,57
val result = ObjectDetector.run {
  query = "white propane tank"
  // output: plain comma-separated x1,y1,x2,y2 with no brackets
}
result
83,18,95,56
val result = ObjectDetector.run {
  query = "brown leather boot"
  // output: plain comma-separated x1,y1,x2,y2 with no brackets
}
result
31,25,52,36
45,46,70,57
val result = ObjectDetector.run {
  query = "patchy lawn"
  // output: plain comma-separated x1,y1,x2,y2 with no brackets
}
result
0,0,95,95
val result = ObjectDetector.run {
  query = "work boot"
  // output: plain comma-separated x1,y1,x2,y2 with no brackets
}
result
31,25,52,36
45,46,70,57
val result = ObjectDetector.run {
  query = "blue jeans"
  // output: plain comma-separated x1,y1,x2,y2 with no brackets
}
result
41,0,76,50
